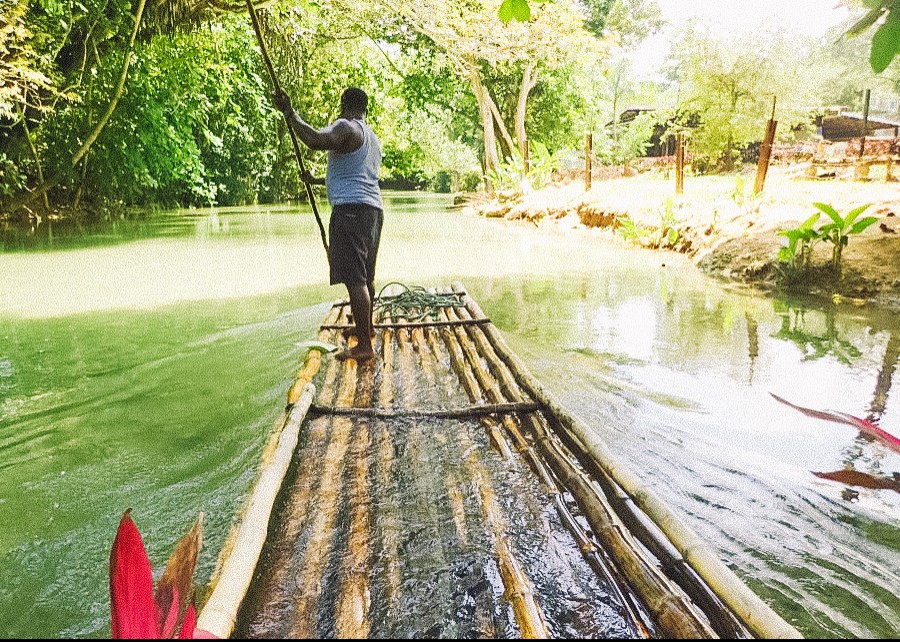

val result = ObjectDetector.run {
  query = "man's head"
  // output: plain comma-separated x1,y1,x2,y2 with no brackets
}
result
340,87,368,118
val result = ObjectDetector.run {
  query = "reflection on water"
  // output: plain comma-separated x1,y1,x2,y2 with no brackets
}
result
0,194,898,637
468,274,900,638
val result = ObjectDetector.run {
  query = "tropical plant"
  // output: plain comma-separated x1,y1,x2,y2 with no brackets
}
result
777,213,822,271
109,510,206,639
813,202,878,278
657,197,681,247
617,216,649,243
485,153,526,192
485,142,560,192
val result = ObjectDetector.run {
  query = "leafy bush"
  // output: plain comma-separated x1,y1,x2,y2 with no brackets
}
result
486,142,561,193
813,202,878,278
777,213,821,271
594,111,656,167
617,216,649,242
776,203,878,282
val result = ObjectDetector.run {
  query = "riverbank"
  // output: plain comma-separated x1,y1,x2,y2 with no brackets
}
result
463,166,900,308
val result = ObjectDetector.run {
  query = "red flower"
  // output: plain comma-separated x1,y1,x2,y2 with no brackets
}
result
109,509,209,639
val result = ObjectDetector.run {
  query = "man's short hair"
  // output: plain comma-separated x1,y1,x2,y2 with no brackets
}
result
341,88,368,115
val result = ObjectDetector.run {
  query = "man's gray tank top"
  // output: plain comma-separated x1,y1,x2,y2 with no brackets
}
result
326,118,383,209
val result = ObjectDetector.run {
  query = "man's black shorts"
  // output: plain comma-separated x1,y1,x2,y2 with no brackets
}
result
328,203,384,286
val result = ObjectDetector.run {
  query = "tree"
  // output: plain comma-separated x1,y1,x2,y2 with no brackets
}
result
581,0,664,48
668,23,824,170
376,0,594,177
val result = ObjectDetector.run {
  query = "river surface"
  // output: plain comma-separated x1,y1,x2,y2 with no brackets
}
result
0,193,898,638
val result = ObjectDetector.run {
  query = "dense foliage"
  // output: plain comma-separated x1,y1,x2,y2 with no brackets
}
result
0,0,896,217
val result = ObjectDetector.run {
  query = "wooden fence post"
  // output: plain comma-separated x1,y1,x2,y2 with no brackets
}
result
754,97,778,195
675,133,684,195
585,133,592,191
859,89,871,158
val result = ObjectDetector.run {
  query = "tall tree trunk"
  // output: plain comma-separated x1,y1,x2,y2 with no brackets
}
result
6,0,148,211
18,100,50,215
515,63,538,159
484,87,515,159
71,0,147,167
471,73,500,177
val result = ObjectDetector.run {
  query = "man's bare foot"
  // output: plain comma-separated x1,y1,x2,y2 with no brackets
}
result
341,326,377,340
335,346,376,362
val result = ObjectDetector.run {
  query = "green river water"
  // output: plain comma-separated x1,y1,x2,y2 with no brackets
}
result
0,193,898,638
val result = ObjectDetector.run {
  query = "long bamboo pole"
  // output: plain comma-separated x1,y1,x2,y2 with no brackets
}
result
452,283,803,640
435,308,515,460
373,301,402,613
244,0,329,257
420,312,549,639
201,308,340,633
197,308,343,637
420,326,496,638
445,305,652,637
289,307,359,637
390,314,465,624
453,300,739,637
335,354,375,637
195,382,316,639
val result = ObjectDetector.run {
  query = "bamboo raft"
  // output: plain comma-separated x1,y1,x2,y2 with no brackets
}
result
195,282,803,639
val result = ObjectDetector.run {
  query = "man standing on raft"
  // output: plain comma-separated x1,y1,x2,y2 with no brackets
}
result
273,87,383,362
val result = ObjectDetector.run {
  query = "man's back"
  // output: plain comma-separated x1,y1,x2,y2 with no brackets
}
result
326,118,382,209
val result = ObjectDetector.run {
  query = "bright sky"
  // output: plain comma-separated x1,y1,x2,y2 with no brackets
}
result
627,0,855,79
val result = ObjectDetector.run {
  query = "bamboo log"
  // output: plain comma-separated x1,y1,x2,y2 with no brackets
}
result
450,296,712,638
196,382,317,639
393,317,460,612
374,304,403,612
288,334,359,637
592,464,750,639
529,411,716,638
447,305,652,636
335,353,375,637
208,304,346,634
288,305,341,405
434,308,515,460
309,400,540,419
419,325,498,638
321,317,490,331
231,356,342,631
676,133,685,195
428,310,550,638
452,283,803,640
446,470,470,546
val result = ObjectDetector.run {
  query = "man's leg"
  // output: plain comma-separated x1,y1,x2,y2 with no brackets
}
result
337,283,375,362
367,280,376,331
341,282,377,341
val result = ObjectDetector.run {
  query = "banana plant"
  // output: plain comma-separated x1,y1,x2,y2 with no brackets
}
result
813,202,878,278
777,212,822,270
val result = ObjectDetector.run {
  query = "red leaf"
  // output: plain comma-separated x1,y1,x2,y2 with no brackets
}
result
178,602,197,639
159,587,180,639
770,393,900,454
109,509,161,639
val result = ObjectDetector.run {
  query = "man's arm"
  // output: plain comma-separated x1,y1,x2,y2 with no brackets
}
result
273,91,362,153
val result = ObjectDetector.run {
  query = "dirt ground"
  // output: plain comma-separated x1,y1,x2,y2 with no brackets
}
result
463,166,900,307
